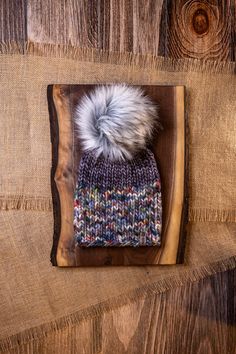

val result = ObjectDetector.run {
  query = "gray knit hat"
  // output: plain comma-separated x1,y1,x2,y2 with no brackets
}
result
73,84,162,247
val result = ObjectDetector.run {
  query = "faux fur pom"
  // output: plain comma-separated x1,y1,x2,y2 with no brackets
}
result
75,84,159,160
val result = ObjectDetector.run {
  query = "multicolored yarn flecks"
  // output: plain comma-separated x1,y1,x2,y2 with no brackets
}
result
73,149,162,247
74,181,162,247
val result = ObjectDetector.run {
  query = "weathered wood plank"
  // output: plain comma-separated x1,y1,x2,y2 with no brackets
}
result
158,0,236,61
132,0,164,55
0,0,27,44
0,1,235,352
27,0,164,54
5,269,235,353
27,0,92,46
97,269,236,354
1,0,235,61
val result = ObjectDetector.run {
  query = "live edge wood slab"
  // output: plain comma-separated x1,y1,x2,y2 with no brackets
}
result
47,84,188,267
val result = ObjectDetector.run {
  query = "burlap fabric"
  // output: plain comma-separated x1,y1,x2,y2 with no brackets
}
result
0,43,235,351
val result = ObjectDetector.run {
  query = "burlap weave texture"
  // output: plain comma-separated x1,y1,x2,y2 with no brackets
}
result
0,47,235,350
0,53,235,221
0,209,235,348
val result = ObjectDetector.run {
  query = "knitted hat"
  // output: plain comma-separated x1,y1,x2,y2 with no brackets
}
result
73,84,162,247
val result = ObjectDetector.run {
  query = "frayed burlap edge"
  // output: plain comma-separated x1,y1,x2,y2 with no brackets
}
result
0,41,235,351
0,255,235,352
0,196,53,211
0,41,235,222
188,209,236,222
0,40,235,74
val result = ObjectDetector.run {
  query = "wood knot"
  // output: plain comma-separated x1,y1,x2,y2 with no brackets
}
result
192,9,209,35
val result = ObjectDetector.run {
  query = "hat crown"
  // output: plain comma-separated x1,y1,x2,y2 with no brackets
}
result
78,148,160,190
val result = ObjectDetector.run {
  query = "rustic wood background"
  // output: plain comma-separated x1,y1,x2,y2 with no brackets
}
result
1,0,235,353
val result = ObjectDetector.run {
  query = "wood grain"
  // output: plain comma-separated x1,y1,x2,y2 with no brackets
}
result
27,0,95,47
1,1,235,350
129,0,164,54
96,269,236,354
27,0,164,54
1,0,235,61
0,0,27,45
158,0,236,61
159,86,185,264
52,85,76,266
6,269,235,353
48,84,187,266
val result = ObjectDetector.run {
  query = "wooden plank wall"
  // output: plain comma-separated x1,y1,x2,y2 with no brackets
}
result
10,269,236,353
0,0,27,44
1,0,235,60
0,0,235,352
27,0,163,53
158,0,236,61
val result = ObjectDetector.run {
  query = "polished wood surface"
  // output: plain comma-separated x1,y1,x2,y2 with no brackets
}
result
48,85,187,266
52,85,76,266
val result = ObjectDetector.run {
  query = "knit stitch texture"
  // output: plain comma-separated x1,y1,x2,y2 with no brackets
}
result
74,148,162,247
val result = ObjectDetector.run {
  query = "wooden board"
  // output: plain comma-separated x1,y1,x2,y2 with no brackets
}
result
158,0,235,61
26,0,235,61
27,0,164,54
48,84,187,266
0,0,26,45
3,268,235,353
0,1,234,349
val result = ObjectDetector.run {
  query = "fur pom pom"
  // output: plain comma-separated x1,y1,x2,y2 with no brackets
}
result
75,84,159,160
